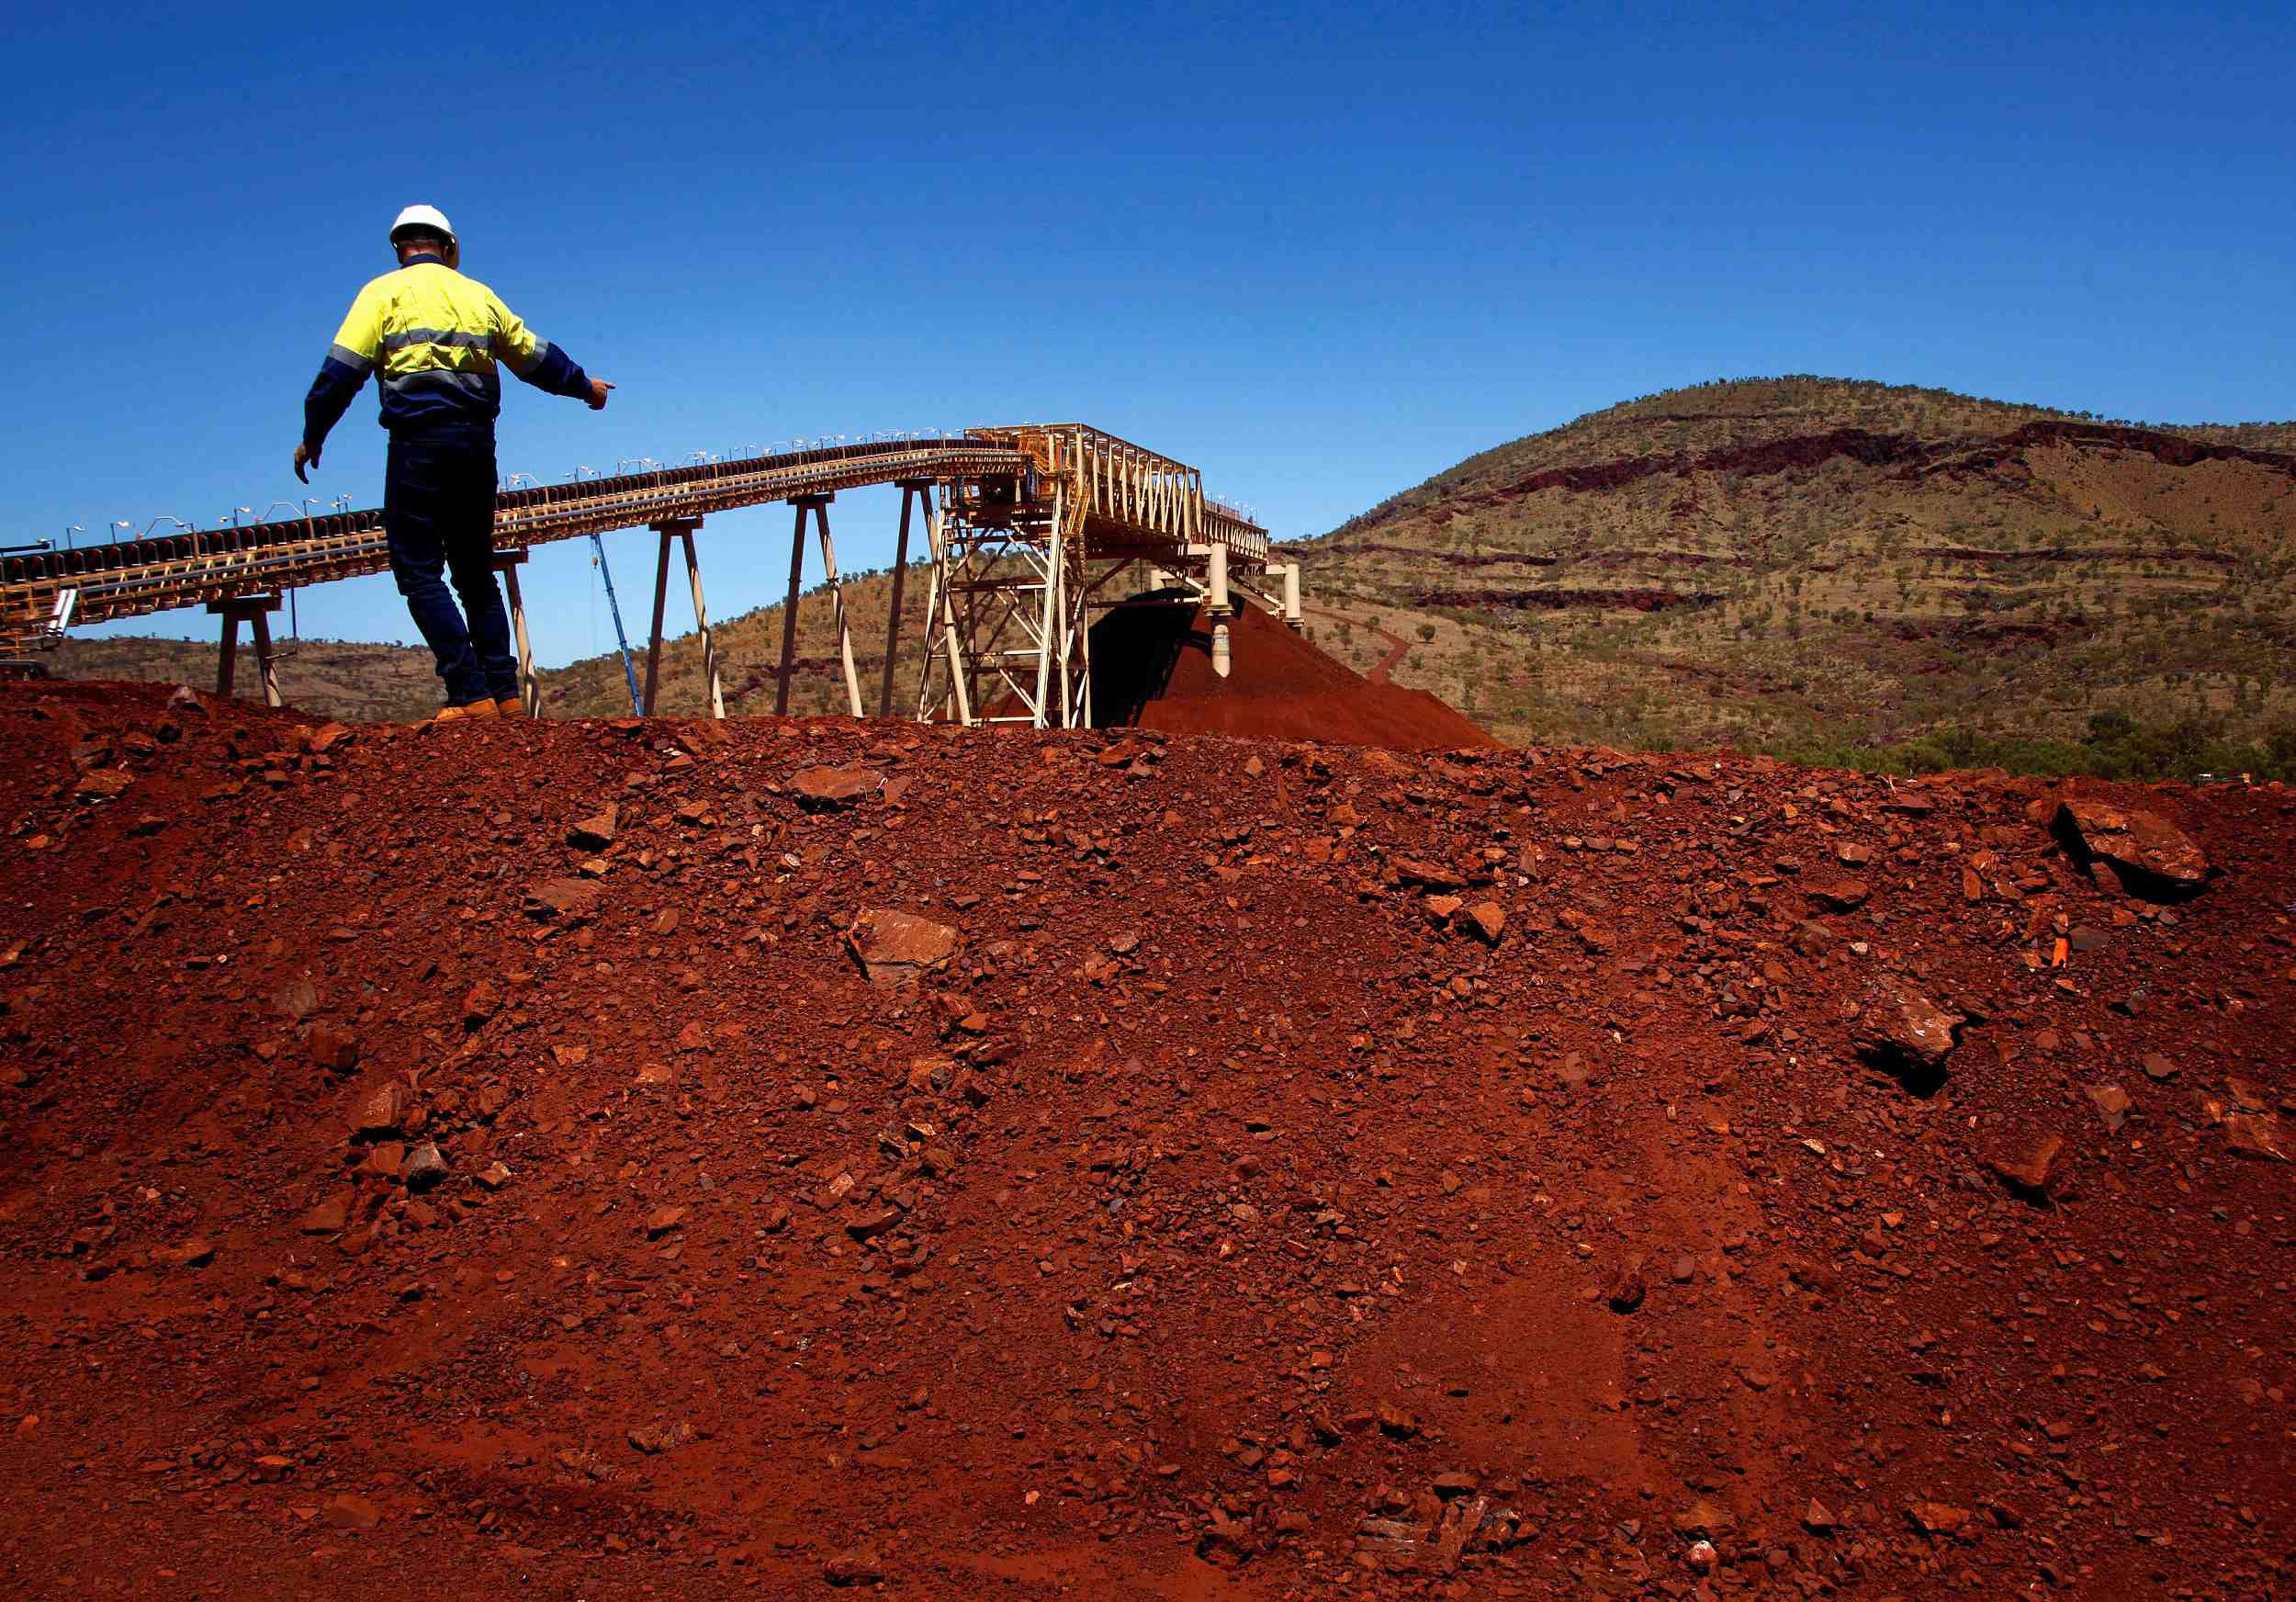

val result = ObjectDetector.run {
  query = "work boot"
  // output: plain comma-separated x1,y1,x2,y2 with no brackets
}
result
432,699,501,725
495,695,529,717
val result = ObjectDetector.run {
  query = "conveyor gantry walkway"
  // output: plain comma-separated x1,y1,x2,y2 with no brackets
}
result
2,425,1299,728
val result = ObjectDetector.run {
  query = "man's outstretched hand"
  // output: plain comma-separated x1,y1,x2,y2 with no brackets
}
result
587,379,614,412
293,441,321,483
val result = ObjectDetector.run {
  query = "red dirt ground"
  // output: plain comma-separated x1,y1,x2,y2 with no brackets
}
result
1,680,2291,1600
1092,602,1496,751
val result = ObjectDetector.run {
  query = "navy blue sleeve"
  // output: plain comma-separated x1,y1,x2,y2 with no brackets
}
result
303,357,368,447
521,343,592,400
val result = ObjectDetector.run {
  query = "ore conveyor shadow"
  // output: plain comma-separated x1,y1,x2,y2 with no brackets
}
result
1086,591,1206,728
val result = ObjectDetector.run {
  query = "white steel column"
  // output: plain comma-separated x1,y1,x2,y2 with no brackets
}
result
246,607,283,708
495,551,542,716
776,499,815,717
917,486,974,727
813,500,865,718
642,528,673,716
208,594,282,707
880,481,929,717
1032,490,1063,728
644,519,716,718
678,525,725,720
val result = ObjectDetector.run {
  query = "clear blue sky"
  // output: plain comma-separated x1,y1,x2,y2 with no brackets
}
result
6,0,2290,668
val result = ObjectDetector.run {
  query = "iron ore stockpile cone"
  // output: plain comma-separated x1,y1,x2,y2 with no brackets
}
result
1089,596,1495,749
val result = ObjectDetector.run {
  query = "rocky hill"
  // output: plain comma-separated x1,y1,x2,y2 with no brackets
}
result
1290,377,2296,767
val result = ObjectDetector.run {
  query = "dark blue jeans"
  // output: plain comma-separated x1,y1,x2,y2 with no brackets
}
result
384,432,514,706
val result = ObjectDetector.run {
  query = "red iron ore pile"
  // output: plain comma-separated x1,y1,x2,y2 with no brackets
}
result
1090,600,1497,751
0,677,2289,1599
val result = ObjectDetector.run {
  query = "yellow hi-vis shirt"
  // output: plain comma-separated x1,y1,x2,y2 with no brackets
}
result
302,255,591,444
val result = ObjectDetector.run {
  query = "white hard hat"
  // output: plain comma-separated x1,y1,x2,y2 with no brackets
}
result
388,204,456,244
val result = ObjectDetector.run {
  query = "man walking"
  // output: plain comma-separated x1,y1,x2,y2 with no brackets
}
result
295,206,612,721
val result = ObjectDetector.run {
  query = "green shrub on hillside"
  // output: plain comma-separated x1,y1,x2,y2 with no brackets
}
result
1766,709,2296,782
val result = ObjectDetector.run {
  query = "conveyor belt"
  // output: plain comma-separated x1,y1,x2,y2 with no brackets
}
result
3,426,1268,652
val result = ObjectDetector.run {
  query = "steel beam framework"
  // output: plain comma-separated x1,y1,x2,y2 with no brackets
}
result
4,425,1281,727
917,479,1093,728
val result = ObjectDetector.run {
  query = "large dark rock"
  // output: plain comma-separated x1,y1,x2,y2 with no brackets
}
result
2051,798,2209,900
1852,973,1964,1093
